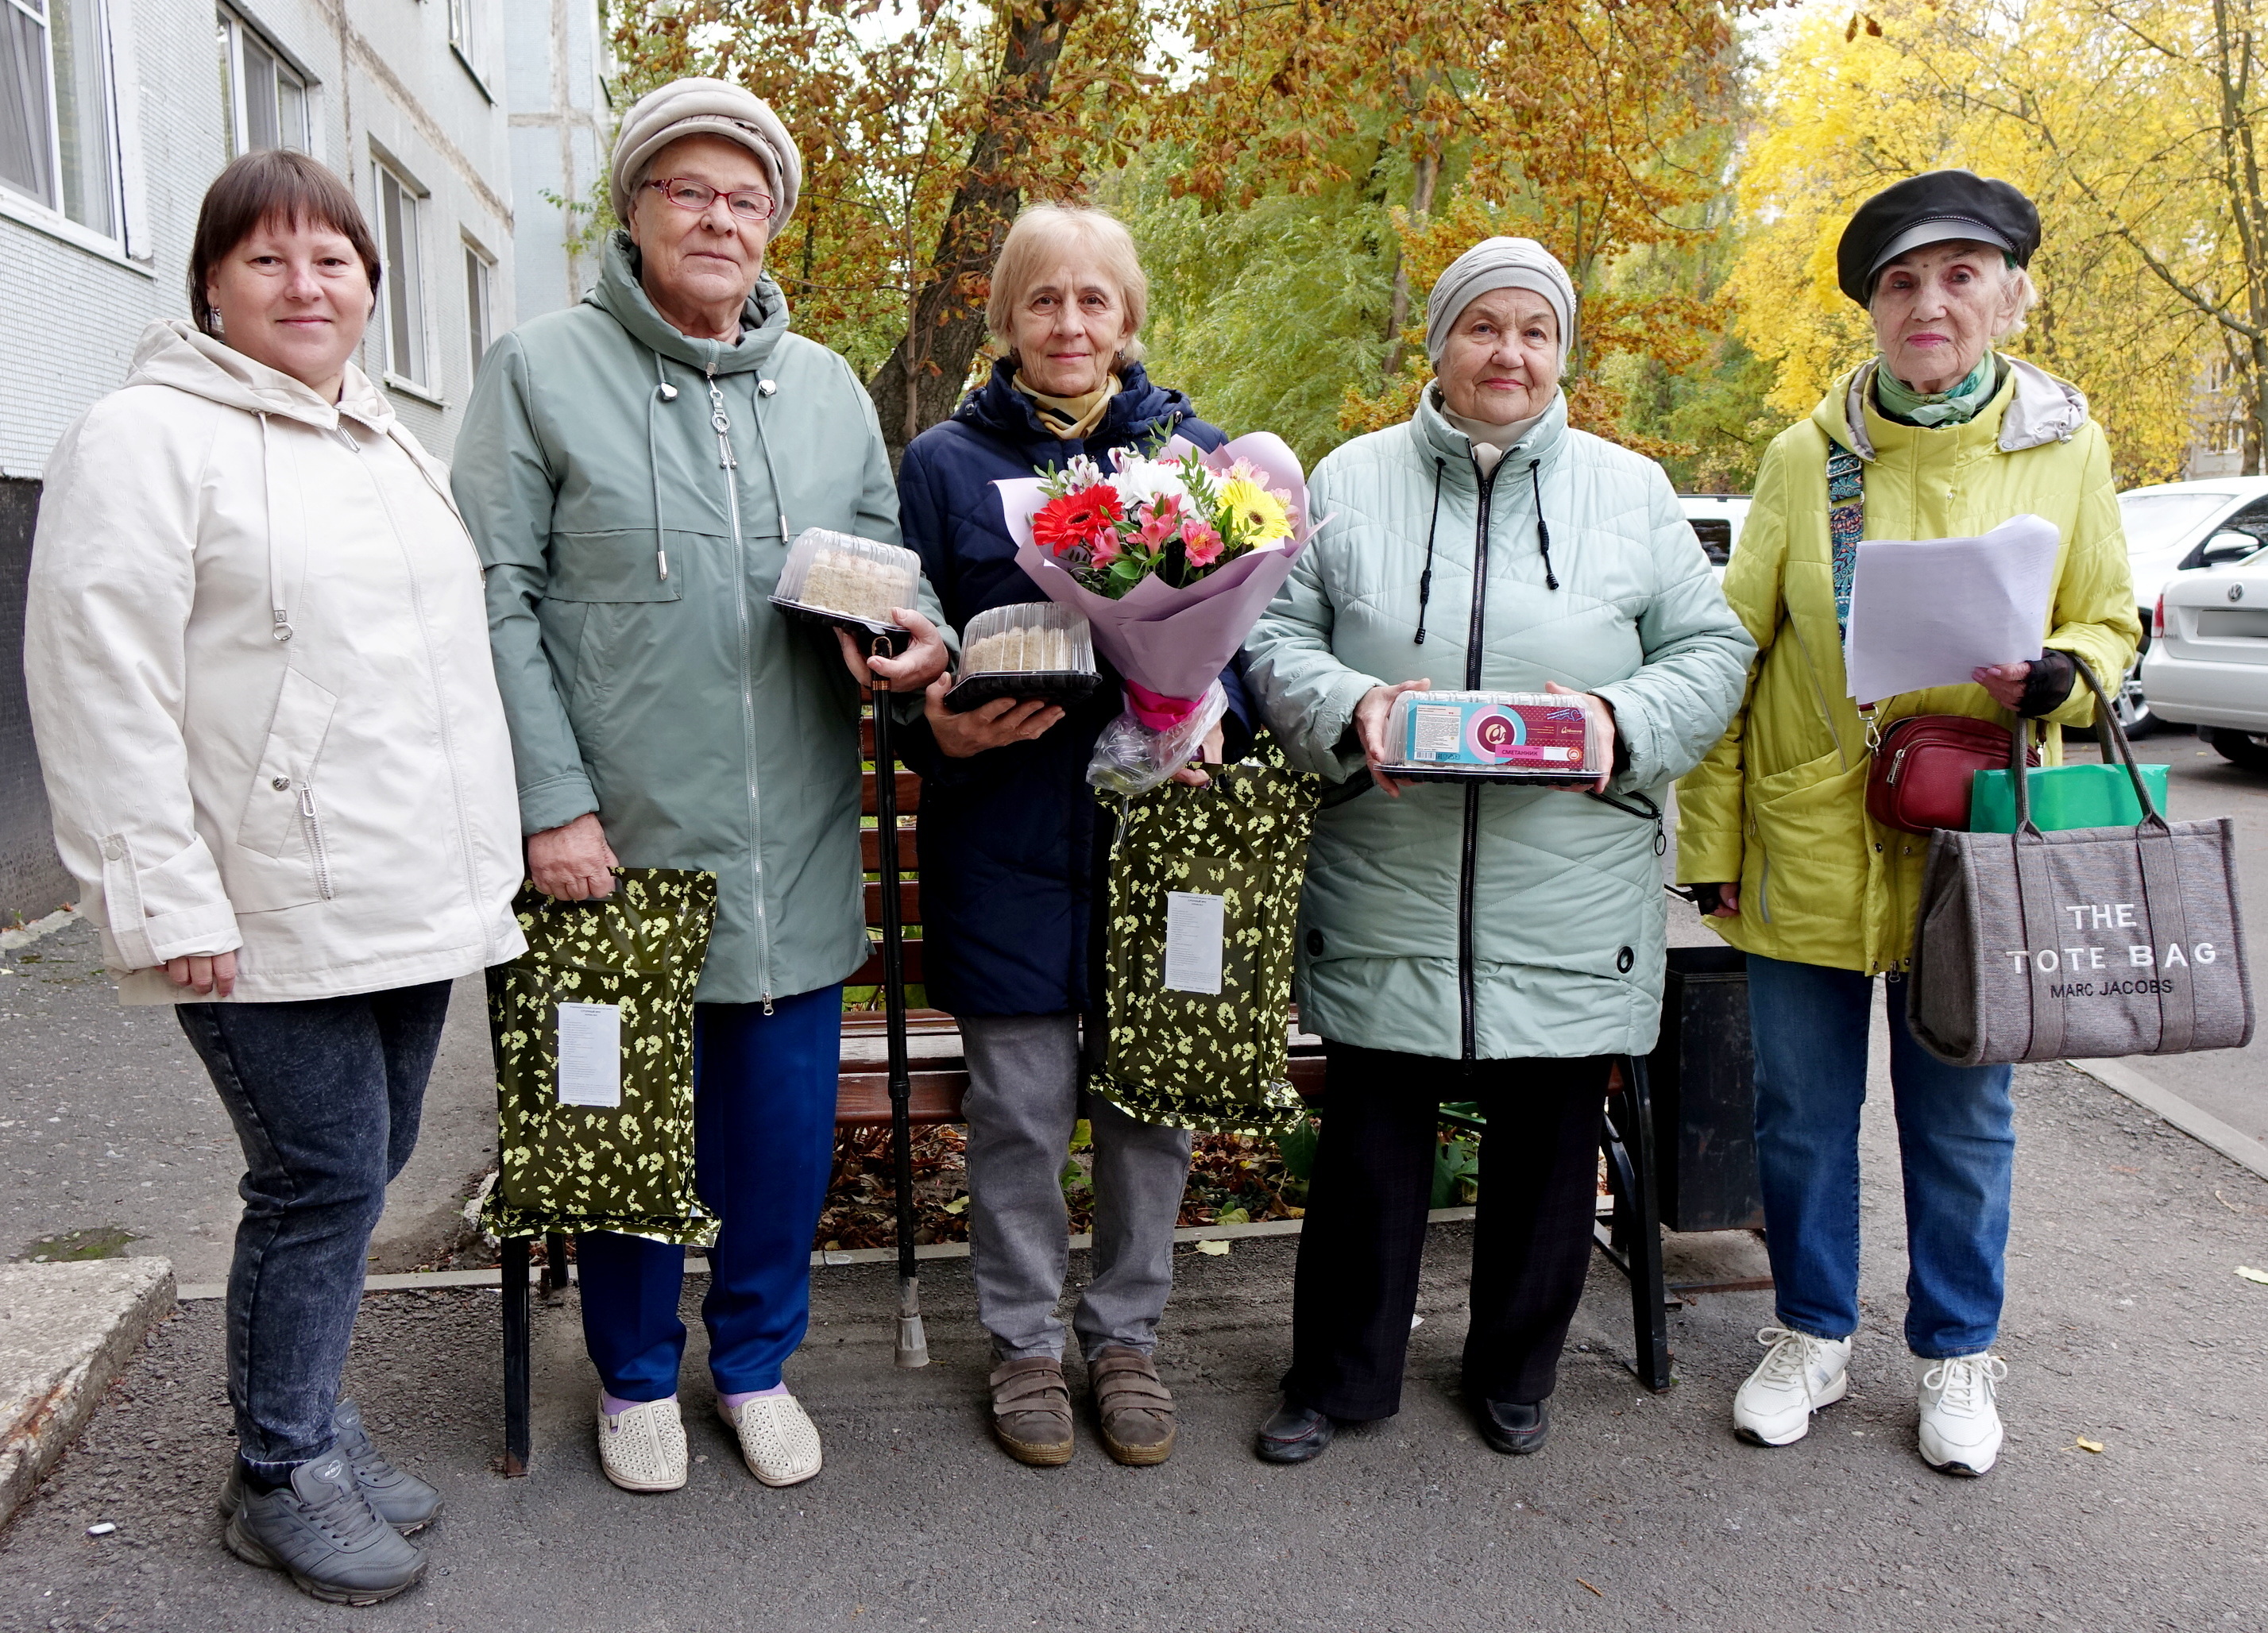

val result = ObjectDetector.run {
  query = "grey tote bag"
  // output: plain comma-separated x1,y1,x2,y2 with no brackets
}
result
1907,663,2254,1066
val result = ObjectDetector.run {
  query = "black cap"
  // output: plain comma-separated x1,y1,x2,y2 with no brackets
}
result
1836,170,2040,305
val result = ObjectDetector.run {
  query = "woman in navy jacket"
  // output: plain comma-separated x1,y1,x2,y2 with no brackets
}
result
899,205,1247,1470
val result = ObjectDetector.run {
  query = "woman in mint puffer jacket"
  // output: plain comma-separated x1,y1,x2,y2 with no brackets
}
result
1242,237,1753,1465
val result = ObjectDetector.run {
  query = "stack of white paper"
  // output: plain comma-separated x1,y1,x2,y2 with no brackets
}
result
1844,514,2060,703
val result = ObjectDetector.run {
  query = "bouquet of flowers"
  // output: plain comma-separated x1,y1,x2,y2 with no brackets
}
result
995,432,1320,795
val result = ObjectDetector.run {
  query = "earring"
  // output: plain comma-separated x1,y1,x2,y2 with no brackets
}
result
207,307,223,333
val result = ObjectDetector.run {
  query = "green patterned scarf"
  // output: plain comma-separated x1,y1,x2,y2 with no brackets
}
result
1872,355,1999,427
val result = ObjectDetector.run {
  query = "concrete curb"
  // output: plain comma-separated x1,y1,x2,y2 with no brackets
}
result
2069,1057,2268,1183
0,1257,175,1524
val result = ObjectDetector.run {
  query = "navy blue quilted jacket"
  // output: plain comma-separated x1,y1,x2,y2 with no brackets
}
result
897,357,1249,1017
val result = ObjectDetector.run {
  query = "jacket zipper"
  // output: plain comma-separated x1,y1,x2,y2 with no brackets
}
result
297,783,335,900
361,430,487,942
1457,455,1506,1064
709,362,775,1010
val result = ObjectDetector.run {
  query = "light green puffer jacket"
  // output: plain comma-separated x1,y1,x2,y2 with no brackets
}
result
454,233,943,1006
1243,391,1755,1061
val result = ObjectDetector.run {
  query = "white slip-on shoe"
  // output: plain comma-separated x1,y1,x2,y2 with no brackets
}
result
595,1395,688,1493
1916,1353,2007,1477
718,1393,823,1488
1733,1326,1853,1446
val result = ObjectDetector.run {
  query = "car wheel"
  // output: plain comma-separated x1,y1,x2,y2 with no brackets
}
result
2112,658,2158,738
2204,727,2268,774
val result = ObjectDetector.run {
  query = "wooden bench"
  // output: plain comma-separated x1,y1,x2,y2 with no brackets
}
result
498,719,1668,1473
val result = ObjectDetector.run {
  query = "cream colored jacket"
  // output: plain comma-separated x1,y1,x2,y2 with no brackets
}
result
25,321,525,1002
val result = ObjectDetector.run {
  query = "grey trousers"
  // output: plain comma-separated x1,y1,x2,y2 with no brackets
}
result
961,1013,1193,1363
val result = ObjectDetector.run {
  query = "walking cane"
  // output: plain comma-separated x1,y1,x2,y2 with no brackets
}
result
869,647,929,1369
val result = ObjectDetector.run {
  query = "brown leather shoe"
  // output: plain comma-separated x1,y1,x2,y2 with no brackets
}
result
1089,1345,1177,1467
989,1357,1074,1467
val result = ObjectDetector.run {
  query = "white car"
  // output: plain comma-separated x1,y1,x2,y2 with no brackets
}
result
1679,494,1751,581
2140,542,2268,773
2115,477,2268,732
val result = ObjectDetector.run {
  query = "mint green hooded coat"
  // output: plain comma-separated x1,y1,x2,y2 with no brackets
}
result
454,233,942,1006
1243,392,1755,1060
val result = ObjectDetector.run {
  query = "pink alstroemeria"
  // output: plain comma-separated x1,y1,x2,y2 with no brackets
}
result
1136,495,1188,550
1089,531,1123,567
1182,522,1224,569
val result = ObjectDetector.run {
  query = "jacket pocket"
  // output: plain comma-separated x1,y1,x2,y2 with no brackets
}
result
237,668,338,858
1743,748,1868,932
543,530,697,603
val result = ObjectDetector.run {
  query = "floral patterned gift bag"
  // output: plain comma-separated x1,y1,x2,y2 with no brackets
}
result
480,868,720,1247
1091,750,1319,1137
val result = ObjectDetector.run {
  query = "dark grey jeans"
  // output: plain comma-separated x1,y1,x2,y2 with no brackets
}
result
176,981,452,1473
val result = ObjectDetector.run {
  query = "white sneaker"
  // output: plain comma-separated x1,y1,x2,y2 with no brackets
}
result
1915,1353,2007,1476
595,1395,687,1493
1733,1326,1852,1446
718,1393,823,1488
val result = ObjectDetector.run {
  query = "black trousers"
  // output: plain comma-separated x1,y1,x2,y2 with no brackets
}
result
1285,1044,1610,1421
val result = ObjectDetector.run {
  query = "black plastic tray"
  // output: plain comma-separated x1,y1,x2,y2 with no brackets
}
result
769,595,912,656
1382,762,1604,786
945,670,1102,713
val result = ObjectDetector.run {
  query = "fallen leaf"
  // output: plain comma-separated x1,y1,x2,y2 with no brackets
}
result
2075,1436,2104,1453
2237,1266,2268,1285
1576,1578,1604,1597
1196,1238,1231,1256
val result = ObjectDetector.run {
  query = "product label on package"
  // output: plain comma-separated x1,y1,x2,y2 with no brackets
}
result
1161,890,1226,995
556,1002,623,1108
1401,699,1590,769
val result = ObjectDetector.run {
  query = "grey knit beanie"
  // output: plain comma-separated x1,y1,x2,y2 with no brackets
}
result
609,77,802,240
1424,237,1576,367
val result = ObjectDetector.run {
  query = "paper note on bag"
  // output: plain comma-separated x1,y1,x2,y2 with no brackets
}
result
1844,515,2060,702
556,1002,623,1108
1161,891,1226,995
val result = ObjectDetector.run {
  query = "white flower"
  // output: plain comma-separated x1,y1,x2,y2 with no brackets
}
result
1107,457,1195,512
1064,453,1106,488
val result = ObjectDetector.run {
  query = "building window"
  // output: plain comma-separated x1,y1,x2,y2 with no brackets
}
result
1,0,121,236
447,0,477,68
377,163,429,389
217,10,308,157
464,241,493,370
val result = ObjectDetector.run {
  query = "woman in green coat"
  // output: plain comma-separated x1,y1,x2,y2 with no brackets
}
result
1242,237,1753,1463
452,79,949,1498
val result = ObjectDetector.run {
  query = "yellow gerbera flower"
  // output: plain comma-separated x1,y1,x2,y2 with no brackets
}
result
1218,478,1292,544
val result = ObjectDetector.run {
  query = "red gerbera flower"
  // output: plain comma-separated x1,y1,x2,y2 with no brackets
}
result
1032,485,1124,556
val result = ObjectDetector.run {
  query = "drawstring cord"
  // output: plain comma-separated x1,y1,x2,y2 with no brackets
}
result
1529,458,1559,591
649,354,674,580
1414,457,1444,645
747,376,790,541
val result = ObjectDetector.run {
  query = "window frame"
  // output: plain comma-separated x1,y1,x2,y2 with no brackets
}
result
462,236,494,374
1,0,126,244
374,157,437,398
216,6,311,158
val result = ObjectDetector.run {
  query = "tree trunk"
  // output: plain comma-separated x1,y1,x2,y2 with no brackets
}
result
1382,145,1440,376
867,0,1088,468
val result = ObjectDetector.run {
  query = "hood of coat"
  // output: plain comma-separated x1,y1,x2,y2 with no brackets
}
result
125,318,394,434
1410,383,1569,487
588,229,789,375
1818,353,2088,461
952,356,1201,455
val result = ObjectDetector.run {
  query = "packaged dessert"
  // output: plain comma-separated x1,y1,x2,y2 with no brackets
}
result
1379,689,1610,783
770,528,921,645
945,601,1101,713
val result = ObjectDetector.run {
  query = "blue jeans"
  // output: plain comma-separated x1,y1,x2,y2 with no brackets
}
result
1746,953,2015,1359
578,986,841,1399
176,982,453,1473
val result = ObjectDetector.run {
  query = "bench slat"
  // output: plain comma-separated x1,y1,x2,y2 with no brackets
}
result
836,1069,969,1125
848,940,925,987
860,770,922,815
863,880,922,925
860,823,918,871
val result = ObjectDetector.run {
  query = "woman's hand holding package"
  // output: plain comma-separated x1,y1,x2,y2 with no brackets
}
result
923,676,1065,757
1169,721,1227,789
1353,678,1434,797
838,608,952,695
528,811,620,901
1541,681,1618,793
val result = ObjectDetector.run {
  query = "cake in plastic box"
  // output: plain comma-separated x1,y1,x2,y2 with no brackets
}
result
771,529,920,632
1380,690,1610,782
945,602,1101,713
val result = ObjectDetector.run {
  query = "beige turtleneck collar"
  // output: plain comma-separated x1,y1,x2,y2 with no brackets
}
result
1439,399,1546,476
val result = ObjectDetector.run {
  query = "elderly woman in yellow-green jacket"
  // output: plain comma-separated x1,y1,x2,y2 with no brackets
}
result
1676,171,2137,1481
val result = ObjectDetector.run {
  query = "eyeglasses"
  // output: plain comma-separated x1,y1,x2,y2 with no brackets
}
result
645,178,775,223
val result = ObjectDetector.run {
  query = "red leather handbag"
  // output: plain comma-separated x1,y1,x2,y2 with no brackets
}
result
1865,714,2039,835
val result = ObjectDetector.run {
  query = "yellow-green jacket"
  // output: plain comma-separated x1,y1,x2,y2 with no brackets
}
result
1675,357,2141,974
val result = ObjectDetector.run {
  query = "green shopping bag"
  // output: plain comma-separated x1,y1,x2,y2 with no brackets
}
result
1970,760,2170,833
480,868,719,1246
1091,748,1319,1137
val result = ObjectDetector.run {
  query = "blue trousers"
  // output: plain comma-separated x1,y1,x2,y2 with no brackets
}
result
578,985,841,1399
176,982,453,1471
1747,954,2015,1359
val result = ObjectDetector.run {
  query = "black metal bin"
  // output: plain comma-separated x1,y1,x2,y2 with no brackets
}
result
1646,945,1763,1233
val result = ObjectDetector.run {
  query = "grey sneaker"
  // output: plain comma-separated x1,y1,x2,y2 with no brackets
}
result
216,1401,442,1532
222,1454,427,1605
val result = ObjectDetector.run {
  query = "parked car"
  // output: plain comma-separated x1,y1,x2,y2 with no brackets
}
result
1679,494,1751,582
2140,538,2268,772
2113,477,2268,733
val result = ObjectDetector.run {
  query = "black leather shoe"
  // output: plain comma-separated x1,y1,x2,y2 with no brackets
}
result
1254,1400,1334,1464
1477,1397,1551,1456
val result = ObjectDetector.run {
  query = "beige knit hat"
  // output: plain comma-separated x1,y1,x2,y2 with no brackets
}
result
609,77,802,239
